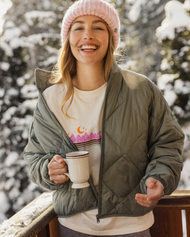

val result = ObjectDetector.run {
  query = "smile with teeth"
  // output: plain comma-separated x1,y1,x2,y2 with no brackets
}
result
80,45,98,51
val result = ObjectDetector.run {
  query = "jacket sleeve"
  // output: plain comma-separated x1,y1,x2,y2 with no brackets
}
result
140,82,185,195
23,121,65,191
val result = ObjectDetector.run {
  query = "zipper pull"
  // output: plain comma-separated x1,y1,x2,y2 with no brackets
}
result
96,214,100,223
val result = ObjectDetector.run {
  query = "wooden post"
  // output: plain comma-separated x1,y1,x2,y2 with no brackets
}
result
150,210,183,237
49,216,60,237
36,225,50,237
186,210,190,237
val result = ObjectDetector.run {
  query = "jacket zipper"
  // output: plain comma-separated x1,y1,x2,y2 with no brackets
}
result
96,214,100,223
97,73,110,222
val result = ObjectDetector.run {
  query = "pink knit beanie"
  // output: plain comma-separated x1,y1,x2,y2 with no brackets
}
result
61,0,120,50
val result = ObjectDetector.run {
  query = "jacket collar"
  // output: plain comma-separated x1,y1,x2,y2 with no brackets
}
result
103,62,125,121
35,68,52,93
34,61,125,101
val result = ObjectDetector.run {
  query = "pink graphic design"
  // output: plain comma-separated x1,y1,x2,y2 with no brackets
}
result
70,131,101,143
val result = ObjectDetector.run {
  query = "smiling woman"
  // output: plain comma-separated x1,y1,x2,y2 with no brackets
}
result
23,0,185,237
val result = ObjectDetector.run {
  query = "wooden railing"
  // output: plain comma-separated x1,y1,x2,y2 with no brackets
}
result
150,190,190,237
0,190,190,237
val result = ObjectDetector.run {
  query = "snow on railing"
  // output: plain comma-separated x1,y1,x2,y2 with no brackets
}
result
0,192,54,237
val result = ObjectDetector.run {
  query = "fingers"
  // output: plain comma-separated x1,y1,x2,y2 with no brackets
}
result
135,193,160,207
48,155,69,184
51,154,64,164
135,178,164,207
50,173,69,184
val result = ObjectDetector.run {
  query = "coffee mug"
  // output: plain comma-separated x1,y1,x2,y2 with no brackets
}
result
64,151,90,189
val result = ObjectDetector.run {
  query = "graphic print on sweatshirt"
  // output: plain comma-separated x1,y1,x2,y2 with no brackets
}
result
67,126,101,187
68,126,101,152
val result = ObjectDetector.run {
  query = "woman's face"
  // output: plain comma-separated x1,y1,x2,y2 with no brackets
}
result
69,15,109,67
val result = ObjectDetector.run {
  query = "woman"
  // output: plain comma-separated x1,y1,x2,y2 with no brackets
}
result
23,0,184,236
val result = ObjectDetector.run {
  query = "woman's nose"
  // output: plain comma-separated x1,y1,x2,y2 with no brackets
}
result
83,29,94,40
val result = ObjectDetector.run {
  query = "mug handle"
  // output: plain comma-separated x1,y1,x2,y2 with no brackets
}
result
63,158,70,178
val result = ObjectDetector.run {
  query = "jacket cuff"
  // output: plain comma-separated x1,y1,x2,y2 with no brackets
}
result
140,175,166,194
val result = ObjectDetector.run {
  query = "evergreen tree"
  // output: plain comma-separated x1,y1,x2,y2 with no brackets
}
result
156,0,190,157
0,0,74,223
112,0,179,82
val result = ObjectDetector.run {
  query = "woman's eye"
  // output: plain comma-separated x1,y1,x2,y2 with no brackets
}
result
74,27,83,31
94,27,103,30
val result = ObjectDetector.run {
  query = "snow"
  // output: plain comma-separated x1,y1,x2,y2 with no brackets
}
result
9,38,29,50
173,106,184,117
22,99,38,109
4,178,16,191
6,169,17,178
0,192,10,214
128,0,161,22
184,0,190,11
156,1,190,41
7,88,19,97
179,46,189,57
1,127,11,138
174,79,190,94
0,41,13,57
160,58,171,71
1,107,17,124
157,74,177,90
164,89,177,107
0,88,5,98
181,62,189,72
128,0,148,22
4,152,19,167
0,192,52,237
3,27,22,42
0,192,10,224
24,10,56,26
178,159,190,190
22,129,28,140
26,33,59,45
20,192,52,225
0,0,12,34
4,20,15,29
183,124,190,149
0,223,17,237
21,85,38,98
9,187,20,200
16,77,25,86
0,62,10,71
39,56,57,67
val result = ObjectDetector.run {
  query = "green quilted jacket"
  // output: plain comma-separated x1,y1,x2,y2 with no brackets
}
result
23,63,184,220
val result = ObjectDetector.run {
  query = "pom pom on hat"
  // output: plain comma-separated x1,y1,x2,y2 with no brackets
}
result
61,0,120,50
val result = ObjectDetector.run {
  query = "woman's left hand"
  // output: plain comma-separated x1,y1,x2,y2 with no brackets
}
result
135,177,164,207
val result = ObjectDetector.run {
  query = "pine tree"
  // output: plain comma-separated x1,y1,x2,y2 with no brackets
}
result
156,0,190,125
156,0,190,158
114,0,167,81
0,0,74,223
113,0,183,82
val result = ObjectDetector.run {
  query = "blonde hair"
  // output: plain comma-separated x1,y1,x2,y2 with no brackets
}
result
50,24,115,118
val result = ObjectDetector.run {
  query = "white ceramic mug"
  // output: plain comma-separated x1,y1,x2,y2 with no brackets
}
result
64,151,90,189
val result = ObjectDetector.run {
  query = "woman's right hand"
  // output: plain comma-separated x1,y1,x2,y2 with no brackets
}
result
48,155,69,184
